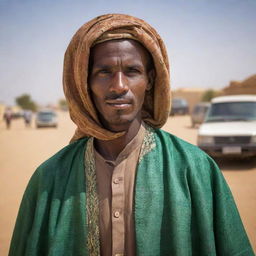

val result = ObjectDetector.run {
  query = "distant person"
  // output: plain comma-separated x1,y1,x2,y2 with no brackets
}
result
3,107,13,129
23,110,32,127
9,14,254,256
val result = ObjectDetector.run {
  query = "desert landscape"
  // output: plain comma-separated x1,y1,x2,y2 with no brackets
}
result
0,112,255,255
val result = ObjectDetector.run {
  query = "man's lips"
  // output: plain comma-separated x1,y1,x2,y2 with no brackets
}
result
105,99,132,108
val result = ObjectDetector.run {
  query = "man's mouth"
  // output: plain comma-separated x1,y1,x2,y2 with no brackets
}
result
106,99,132,109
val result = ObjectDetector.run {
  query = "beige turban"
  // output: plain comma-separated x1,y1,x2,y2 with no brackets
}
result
63,13,171,142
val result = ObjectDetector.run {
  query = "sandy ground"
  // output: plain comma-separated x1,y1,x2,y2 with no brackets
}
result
0,112,255,255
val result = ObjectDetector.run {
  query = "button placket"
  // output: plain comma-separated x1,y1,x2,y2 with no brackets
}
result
94,124,145,256
111,162,125,255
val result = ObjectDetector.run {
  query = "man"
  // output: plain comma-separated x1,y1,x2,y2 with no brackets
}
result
9,14,254,256
3,107,13,129
23,110,32,127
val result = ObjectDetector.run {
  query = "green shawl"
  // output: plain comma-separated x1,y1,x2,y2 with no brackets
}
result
9,127,254,256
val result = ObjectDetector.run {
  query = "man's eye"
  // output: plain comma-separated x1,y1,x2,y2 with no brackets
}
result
98,69,111,74
127,68,140,74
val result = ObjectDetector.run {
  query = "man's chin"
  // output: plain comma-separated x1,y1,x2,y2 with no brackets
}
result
101,117,135,133
105,121,132,133
99,111,142,133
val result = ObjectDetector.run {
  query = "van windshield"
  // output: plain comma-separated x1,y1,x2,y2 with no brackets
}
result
205,102,256,122
37,112,56,120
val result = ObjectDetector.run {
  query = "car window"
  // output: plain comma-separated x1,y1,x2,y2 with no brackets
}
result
193,105,209,114
206,102,256,122
37,112,56,119
173,99,188,107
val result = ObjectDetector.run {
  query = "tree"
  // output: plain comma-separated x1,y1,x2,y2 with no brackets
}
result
201,90,218,102
15,94,37,111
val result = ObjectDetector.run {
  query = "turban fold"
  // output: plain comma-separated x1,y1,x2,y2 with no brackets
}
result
63,13,171,141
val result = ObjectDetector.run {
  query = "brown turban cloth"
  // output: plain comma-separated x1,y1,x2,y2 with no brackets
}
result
63,13,171,142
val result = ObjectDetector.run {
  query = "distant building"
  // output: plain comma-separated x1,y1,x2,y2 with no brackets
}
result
222,74,256,95
172,74,256,112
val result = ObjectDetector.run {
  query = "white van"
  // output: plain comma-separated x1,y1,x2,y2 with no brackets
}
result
197,95,256,157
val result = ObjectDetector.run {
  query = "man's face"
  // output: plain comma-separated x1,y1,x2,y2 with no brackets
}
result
88,39,154,132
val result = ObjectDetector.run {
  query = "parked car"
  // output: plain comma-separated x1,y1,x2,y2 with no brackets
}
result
191,102,210,127
197,95,256,158
170,98,189,115
36,110,58,128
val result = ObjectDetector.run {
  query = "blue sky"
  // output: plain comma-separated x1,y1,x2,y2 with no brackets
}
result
1,0,256,105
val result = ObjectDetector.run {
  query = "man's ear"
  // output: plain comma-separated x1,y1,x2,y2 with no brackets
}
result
146,69,155,91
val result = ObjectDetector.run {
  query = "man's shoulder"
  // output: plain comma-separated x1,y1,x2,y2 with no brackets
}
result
36,138,88,177
39,138,87,168
146,128,223,188
152,128,218,174
24,138,89,196
154,128,206,157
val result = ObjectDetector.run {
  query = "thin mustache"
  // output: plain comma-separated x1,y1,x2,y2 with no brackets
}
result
105,92,132,101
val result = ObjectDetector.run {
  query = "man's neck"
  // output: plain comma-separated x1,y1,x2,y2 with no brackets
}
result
94,118,142,161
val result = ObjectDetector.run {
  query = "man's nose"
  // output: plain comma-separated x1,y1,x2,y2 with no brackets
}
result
110,72,129,94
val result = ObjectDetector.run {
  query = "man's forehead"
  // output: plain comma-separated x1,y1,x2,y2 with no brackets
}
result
89,39,152,65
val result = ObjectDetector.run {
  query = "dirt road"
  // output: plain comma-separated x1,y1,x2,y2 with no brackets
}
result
0,113,255,255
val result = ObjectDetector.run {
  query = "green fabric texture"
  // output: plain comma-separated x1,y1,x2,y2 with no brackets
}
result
9,129,254,256
134,130,254,256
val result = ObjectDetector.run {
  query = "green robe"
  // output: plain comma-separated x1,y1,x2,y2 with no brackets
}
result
9,127,254,256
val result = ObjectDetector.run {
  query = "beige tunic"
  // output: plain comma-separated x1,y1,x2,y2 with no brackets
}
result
94,125,145,256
